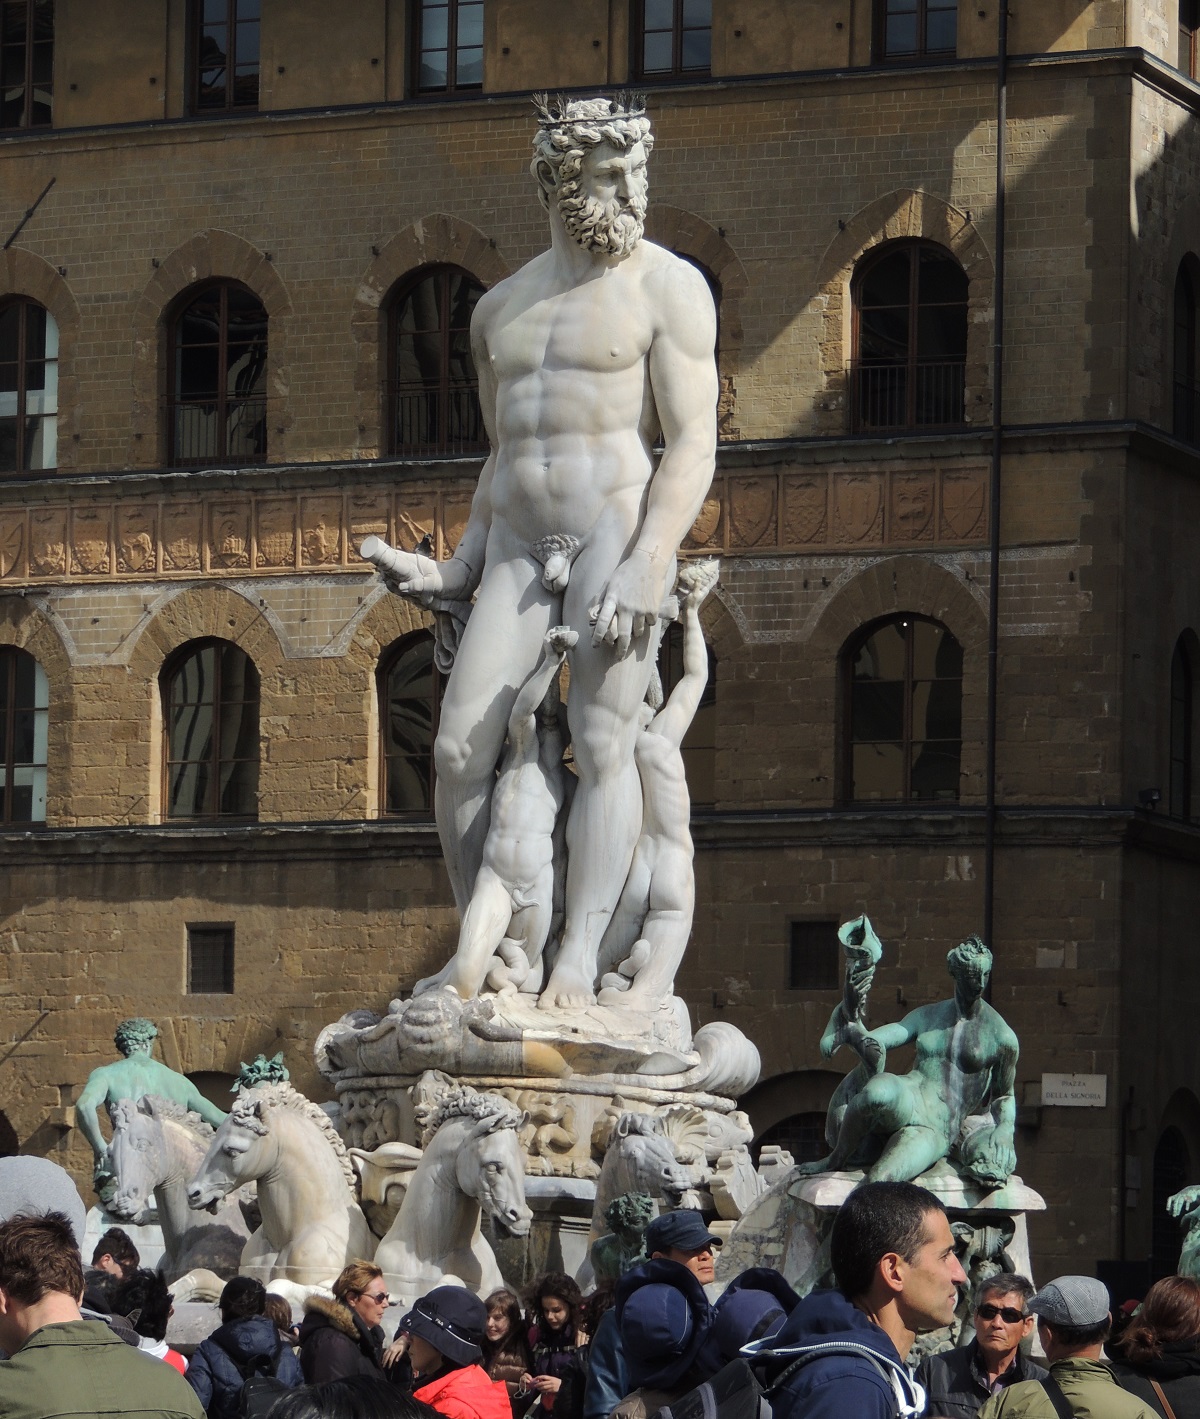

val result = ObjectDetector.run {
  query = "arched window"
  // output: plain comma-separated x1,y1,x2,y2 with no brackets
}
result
379,632,442,816
0,298,57,471
851,240,968,432
0,646,47,824
386,266,486,456
162,639,260,821
657,621,717,807
1175,260,1200,444
1153,1126,1191,1279
168,282,267,467
1171,637,1196,821
845,615,962,803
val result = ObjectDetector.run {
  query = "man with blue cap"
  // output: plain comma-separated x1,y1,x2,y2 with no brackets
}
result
611,1211,721,1419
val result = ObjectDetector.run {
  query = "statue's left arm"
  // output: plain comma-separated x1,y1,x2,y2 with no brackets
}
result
182,1080,228,1128
591,260,718,658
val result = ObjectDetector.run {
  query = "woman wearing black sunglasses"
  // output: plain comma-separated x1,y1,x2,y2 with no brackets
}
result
298,1261,393,1384
915,1276,1047,1418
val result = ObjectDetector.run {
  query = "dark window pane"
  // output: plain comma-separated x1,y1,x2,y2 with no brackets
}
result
926,10,957,52
457,3,483,48
382,634,440,815
389,266,485,455
422,6,449,50
860,251,913,309
918,251,969,305
681,27,710,69
788,921,840,990
642,30,673,72
455,49,482,86
236,0,260,18
682,0,711,24
234,21,259,64
188,924,234,994
910,741,961,799
164,641,259,821
202,0,226,20
420,55,448,90
853,741,906,800
886,14,918,53
644,0,674,27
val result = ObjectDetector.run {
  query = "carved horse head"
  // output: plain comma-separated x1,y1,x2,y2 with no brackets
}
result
606,1113,690,1206
453,1108,532,1238
186,1095,273,1212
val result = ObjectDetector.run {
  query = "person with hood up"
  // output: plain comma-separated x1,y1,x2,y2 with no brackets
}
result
1111,1275,1200,1417
703,1267,800,1371
611,1212,720,1419
299,1261,391,1383
187,1275,303,1418
395,1285,512,1419
751,1180,966,1419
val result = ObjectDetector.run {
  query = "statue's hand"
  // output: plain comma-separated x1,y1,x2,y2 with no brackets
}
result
545,626,579,658
590,550,668,658
93,1154,116,1201
1169,1185,1200,1219
360,535,467,604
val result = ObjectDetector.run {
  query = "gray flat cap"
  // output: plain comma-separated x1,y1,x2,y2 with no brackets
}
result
1027,1275,1110,1328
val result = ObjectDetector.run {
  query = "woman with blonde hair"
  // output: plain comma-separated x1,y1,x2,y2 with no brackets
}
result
298,1260,393,1384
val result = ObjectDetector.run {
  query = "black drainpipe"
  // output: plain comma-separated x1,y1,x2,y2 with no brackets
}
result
983,2,1009,962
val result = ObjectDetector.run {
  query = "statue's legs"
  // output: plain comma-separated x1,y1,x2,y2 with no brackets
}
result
595,833,654,979
598,840,693,1008
433,554,554,913
795,1074,913,1176
865,1123,948,1183
540,550,659,1009
415,867,515,1000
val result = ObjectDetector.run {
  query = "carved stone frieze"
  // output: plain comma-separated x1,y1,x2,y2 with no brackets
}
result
0,466,988,586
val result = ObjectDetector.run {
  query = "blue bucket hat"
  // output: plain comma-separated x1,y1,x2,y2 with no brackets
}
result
616,1257,715,1391
644,1209,721,1256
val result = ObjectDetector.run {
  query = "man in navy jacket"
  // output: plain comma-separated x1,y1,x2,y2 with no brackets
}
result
751,1181,967,1419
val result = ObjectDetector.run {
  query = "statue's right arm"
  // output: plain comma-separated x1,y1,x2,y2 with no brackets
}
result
74,1073,109,1156
184,1083,228,1128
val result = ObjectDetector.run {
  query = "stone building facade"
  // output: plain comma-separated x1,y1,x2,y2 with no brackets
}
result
0,0,1196,1281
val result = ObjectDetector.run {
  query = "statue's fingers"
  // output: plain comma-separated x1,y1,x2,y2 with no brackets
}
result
616,612,633,658
591,597,617,647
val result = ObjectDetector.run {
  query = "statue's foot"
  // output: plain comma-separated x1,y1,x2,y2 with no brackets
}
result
598,983,660,1011
793,1156,834,1177
412,964,469,999
538,964,596,1010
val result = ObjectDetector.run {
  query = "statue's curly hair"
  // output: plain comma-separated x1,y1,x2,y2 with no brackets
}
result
530,93,654,199
605,1191,654,1235
114,1018,158,1055
417,1086,523,1140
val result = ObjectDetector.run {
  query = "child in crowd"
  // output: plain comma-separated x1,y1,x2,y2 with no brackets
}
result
522,1275,588,1414
482,1289,533,1418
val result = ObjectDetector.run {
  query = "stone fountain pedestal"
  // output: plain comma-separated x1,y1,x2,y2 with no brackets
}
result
316,986,764,1281
717,1159,1046,1302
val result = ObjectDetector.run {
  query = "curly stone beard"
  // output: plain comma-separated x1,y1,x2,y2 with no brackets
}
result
557,180,647,257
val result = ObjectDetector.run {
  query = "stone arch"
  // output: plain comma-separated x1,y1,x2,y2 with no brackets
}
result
805,554,988,805
129,230,292,467
698,585,745,663
0,249,81,470
124,584,288,824
644,206,748,440
0,596,73,825
739,1068,843,1142
810,189,996,437
351,215,511,458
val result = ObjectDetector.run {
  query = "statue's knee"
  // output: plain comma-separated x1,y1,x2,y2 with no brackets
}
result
434,731,472,782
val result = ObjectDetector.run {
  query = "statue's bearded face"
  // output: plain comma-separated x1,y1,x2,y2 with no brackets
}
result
557,138,648,257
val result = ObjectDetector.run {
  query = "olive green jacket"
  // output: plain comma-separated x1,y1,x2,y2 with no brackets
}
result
977,1357,1158,1419
0,1319,206,1419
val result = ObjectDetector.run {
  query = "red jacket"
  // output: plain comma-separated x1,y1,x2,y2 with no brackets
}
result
416,1364,514,1419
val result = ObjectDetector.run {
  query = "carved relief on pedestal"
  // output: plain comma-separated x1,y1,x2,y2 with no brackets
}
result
349,496,389,554
832,472,884,543
684,496,722,552
941,470,987,541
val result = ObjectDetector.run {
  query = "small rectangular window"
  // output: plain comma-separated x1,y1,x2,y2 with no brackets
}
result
874,0,957,63
415,0,484,95
191,0,260,114
635,0,711,80
187,923,234,994
788,920,840,991
0,0,53,130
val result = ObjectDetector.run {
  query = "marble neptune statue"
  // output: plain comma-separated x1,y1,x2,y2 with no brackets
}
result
798,922,1020,1187
362,93,718,1012
76,1017,228,1197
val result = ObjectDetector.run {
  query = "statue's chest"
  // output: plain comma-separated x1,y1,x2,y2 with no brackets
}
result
493,285,651,377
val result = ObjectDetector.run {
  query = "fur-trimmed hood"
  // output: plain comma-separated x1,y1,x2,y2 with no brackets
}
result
300,1293,365,1342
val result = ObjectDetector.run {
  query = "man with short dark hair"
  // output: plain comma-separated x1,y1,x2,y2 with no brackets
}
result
916,1275,1046,1418
760,1181,965,1419
91,1226,139,1280
976,1276,1154,1419
0,1211,205,1419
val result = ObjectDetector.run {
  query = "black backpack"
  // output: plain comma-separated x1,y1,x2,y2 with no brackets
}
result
651,1348,902,1419
210,1331,291,1419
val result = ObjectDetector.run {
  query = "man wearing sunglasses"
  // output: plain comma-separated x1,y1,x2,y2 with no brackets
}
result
916,1277,1046,1418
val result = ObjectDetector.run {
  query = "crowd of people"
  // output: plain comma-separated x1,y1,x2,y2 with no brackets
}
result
0,1170,1198,1419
